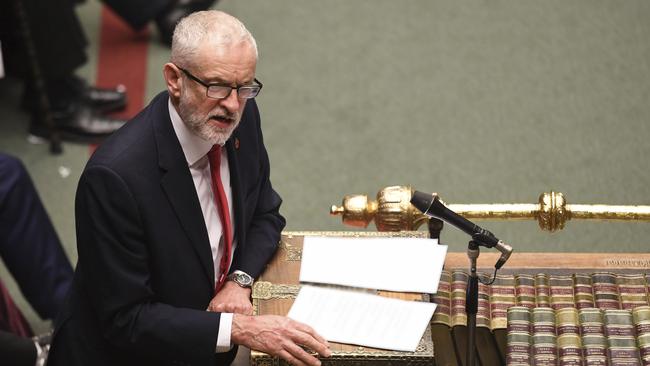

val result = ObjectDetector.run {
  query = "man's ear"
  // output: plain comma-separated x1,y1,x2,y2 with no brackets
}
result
163,63,182,98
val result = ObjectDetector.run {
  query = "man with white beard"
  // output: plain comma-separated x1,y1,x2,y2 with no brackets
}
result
48,10,331,366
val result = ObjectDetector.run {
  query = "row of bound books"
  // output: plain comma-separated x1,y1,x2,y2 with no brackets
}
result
506,305,650,365
430,270,650,366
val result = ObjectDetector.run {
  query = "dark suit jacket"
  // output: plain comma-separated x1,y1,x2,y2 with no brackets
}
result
48,92,285,366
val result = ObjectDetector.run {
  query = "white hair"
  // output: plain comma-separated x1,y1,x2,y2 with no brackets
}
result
170,10,258,68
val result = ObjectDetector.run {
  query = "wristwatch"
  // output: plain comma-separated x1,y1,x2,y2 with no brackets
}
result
226,270,254,288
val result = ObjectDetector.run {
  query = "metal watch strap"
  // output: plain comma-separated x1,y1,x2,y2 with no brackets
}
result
227,270,253,288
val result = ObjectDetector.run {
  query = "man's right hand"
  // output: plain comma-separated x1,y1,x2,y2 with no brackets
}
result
231,314,331,366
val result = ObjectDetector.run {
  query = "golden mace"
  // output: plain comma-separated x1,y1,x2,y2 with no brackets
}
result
330,186,650,232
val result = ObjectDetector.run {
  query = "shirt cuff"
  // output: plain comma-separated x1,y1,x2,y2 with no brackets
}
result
216,313,233,353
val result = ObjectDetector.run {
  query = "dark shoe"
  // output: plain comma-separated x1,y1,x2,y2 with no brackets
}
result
23,75,128,114
29,103,127,144
83,83,128,114
155,0,218,47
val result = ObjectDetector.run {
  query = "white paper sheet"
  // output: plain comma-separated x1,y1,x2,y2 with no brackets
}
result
288,285,436,352
299,236,447,293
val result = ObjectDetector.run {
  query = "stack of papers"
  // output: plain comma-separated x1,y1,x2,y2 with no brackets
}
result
288,236,448,352
288,285,436,352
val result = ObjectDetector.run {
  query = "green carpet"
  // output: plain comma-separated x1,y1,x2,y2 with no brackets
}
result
1,0,649,334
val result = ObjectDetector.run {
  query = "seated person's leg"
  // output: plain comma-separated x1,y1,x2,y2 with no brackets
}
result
0,153,73,320
99,0,219,46
0,0,127,143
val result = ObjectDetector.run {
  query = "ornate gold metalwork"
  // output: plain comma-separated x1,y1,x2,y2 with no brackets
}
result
330,186,429,231
278,238,302,261
252,282,301,318
282,230,428,238
251,326,434,365
252,281,300,300
280,230,428,261
330,186,650,232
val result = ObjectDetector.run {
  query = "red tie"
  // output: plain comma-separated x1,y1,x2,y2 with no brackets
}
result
207,145,233,293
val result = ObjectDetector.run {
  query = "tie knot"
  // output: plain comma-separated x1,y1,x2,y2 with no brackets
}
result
208,145,221,167
209,145,222,157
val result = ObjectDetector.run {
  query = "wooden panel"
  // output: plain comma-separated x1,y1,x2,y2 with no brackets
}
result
251,231,434,365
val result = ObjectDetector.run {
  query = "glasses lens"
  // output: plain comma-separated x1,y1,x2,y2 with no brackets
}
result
238,86,261,99
207,86,232,99
206,85,261,99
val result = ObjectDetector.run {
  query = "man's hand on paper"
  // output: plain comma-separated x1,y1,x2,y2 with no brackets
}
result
232,314,332,366
206,281,253,315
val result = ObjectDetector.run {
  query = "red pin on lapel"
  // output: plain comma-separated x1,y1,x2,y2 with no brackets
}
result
234,138,240,150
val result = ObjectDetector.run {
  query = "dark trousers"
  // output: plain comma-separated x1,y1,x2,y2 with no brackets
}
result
0,153,74,320
0,152,73,364
101,0,172,29
0,0,87,81
0,279,36,366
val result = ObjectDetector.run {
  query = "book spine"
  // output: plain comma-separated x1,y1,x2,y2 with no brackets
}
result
556,307,583,366
451,270,468,327
532,307,558,365
491,274,517,330
550,275,576,310
432,270,452,326
617,274,650,310
592,272,621,310
574,273,596,310
604,309,642,365
477,275,492,328
507,306,532,366
516,274,537,309
647,274,650,305
535,273,552,308
478,274,504,366
633,306,650,366
579,307,608,366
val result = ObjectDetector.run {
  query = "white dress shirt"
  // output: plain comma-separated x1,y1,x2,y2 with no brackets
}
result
168,99,235,352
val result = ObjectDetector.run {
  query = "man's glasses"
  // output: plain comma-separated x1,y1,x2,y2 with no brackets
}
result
177,66,263,99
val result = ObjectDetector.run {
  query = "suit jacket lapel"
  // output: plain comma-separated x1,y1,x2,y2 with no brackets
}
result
154,94,215,286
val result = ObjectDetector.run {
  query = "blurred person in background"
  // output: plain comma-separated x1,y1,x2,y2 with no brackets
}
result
0,0,127,143
0,152,74,365
102,0,219,46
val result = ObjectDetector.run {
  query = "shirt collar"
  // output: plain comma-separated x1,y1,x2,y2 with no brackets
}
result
168,98,215,166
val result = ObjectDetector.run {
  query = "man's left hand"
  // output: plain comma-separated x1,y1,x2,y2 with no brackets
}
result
206,281,253,315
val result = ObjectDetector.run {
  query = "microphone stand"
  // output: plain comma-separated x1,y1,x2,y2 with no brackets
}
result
465,233,504,366
465,240,480,366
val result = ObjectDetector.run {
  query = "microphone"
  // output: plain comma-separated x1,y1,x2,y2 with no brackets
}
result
410,191,513,269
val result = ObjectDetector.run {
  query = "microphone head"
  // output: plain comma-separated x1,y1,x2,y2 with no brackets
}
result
495,242,513,269
410,191,436,215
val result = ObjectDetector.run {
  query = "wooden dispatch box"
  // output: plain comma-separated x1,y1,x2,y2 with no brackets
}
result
250,231,436,366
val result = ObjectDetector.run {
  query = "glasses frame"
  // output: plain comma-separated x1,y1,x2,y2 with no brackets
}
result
176,66,263,99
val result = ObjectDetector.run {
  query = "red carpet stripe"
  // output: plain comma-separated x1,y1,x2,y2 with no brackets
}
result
95,5,150,121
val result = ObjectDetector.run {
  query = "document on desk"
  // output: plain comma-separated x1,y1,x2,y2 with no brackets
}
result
288,285,436,352
300,236,447,293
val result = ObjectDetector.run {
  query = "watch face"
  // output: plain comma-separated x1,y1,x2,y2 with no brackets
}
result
235,273,252,286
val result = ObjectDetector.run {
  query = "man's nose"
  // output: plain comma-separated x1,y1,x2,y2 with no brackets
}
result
219,89,241,113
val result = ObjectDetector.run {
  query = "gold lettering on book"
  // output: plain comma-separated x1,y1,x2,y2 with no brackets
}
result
605,259,650,268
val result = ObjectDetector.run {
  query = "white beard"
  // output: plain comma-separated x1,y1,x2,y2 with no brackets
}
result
177,95,241,145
